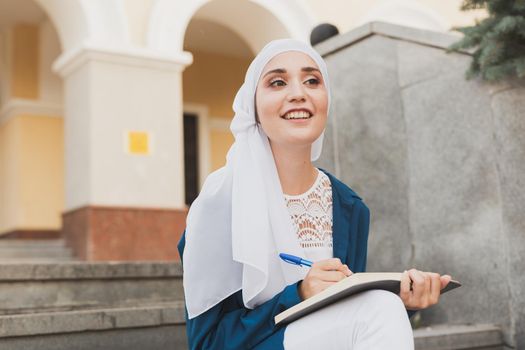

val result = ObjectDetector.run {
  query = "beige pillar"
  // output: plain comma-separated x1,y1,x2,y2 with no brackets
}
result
54,45,192,260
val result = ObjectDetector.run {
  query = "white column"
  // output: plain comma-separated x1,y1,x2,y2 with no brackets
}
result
53,45,193,212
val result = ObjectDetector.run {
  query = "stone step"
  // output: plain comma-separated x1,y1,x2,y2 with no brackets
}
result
0,261,504,350
0,245,71,252
0,248,73,259
0,239,68,248
0,257,75,263
414,324,505,350
0,308,503,350
0,239,74,262
0,302,188,350
0,262,184,315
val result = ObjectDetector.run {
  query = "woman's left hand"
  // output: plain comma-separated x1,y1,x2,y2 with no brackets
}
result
399,268,452,310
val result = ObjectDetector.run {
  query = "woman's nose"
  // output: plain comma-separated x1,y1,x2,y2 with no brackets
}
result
287,81,306,102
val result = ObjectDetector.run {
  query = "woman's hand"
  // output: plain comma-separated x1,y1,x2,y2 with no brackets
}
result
298,258,352,300
399,268,452,310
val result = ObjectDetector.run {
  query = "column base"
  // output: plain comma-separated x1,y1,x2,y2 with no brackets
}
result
62,206,187,261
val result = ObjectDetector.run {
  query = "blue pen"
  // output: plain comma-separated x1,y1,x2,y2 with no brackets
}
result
279,253,313,267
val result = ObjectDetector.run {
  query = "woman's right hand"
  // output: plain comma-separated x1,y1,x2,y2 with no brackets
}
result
298,258,353,300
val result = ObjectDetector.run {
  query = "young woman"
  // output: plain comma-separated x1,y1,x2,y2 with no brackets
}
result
178,39,451,350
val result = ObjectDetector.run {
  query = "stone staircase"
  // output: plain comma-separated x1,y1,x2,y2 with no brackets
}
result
0,239,74,262
0,261,506,349
0,261,187,349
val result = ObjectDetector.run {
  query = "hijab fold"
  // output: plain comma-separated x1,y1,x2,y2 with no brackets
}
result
183,39,331,319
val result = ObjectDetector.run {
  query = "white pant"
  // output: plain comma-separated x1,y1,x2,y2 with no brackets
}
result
283,290,414,350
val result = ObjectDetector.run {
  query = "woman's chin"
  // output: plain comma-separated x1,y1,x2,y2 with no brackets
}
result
271,134,322,151
287,130,324,144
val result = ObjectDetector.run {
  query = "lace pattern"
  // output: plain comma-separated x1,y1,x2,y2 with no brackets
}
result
284,170,333,261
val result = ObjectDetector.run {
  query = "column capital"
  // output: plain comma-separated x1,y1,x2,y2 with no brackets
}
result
52,43,193,78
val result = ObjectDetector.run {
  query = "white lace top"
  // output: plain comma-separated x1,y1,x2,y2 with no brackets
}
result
284,169,333,262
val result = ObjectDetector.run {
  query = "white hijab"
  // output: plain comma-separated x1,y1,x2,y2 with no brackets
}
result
183,39,331,319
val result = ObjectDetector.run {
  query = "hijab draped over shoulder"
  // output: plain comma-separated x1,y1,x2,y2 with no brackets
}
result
183,39,332,319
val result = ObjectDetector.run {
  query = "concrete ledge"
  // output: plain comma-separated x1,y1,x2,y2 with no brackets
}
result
314,22,373,56
414,324,504,350
315,21,469,58
372,22,462,51
0,261,182,281
0,302,186,338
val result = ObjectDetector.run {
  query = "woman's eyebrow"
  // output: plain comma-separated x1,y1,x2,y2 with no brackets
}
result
301,67,321,74
262,67,321,78
262,68,286,78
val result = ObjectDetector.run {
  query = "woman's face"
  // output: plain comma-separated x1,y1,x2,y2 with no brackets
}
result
255,51,328,151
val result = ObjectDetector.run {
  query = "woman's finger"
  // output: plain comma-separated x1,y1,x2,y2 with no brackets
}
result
422,271,432,308
440,275,452,290
319,280,338,293
424,271,432,297
315,258,344,271
313,259,352,278
399,270,411,302
318,270,347,282
342,264,353,276
428,272,441,304
409,269,425,302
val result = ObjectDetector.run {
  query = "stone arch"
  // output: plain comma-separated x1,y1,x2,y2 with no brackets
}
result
360,0,450,32
164,0,318,196
147,0,317,55
32,0,89,51
34,0,129,52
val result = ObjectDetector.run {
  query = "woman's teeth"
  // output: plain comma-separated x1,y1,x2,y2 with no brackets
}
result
283,111,312,120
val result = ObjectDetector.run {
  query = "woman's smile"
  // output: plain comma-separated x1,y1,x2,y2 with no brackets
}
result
281,108,313,120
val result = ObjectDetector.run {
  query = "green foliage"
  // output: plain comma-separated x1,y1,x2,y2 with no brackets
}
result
449,0,525,81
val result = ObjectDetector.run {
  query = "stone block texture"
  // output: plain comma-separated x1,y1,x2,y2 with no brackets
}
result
315,22,525,349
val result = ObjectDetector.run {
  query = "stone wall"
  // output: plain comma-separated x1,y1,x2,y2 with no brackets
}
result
315,22,525,349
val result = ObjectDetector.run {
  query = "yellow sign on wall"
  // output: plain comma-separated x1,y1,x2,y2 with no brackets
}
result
127,131,150,155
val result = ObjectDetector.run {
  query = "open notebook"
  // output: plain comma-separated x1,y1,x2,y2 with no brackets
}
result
275,272,461,325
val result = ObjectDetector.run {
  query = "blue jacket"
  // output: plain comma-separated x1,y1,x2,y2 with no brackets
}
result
178,169,397,349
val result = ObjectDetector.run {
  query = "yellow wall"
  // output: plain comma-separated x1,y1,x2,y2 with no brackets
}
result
183,51,252,119
10,24,39,99
183,51,252,171
209,129,234,171
0,115,64,234
0,117,22,233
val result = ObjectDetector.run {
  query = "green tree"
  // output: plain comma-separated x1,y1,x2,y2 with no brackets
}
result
449,0,525,81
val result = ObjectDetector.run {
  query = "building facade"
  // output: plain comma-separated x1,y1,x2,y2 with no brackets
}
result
0,0,485,260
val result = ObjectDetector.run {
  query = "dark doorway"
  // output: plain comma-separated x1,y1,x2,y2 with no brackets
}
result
183,113,199,206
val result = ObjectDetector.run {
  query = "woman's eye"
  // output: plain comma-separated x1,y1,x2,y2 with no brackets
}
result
305,78,320,85
269,79,286,87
